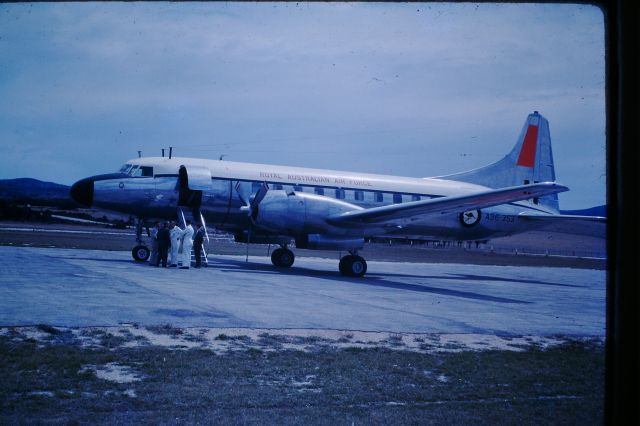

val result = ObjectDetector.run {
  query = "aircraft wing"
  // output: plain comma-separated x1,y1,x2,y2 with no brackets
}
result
516,212,606,237
327,182,568,226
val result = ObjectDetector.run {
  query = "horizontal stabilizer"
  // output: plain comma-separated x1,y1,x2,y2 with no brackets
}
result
517,213,606,238
327,182,568,225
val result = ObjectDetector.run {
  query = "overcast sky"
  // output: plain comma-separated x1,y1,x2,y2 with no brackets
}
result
0,2,605,209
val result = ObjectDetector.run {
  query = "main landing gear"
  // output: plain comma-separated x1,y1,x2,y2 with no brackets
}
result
339,252,367,277
132,218,150,262
271,246,295,268
269,246,367,277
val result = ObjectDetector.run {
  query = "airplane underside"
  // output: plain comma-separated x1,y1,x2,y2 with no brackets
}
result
123,193,529,278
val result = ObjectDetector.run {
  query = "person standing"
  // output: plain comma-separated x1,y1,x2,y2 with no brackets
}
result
168,221,181,267
156,222,171,267
149,222,160,266
193,223,205,268
179,220,194,269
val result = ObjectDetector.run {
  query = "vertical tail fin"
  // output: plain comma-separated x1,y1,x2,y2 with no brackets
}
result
436,111,559,211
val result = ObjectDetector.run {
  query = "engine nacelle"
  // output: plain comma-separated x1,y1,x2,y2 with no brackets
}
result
254,191,361,236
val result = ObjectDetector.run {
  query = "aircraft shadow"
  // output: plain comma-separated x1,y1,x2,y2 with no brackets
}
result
210,258,531,305
434,273,578,288
54,255,538,304
54,256,574,287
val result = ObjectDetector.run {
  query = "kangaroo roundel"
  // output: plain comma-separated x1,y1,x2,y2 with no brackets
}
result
460,209,481,227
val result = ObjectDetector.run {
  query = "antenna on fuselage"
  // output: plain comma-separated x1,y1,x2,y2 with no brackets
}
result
162,149,165,157
138,151,142,158
169,147,173,159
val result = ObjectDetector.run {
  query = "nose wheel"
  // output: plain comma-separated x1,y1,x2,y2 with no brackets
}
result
271,247,295,268
131,217,151,262
339,254,367,277
132,245,150,262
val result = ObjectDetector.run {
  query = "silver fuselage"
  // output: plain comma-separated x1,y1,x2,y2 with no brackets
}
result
75,156,555,242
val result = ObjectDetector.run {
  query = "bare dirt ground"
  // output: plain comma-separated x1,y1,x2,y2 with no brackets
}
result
0,220,606,270
0,325,604,425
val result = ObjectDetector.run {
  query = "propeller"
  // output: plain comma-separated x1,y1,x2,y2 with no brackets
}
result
235,181,269,223
234,181,269,261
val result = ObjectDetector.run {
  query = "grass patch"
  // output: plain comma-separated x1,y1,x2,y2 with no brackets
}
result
146,324,183,336
387,334,405,346
0,335,604,424
36,324,61,335
214,334,251,342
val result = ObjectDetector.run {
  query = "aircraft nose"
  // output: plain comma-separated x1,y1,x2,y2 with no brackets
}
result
70,177,94,207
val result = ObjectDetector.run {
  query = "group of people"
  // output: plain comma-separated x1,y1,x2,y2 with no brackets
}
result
148,219,206,269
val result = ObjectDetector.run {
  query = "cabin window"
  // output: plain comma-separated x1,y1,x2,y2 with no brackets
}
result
314,187,325,195
272,184,283,190
411,195,421,201
293,185,303,192
335,189,345,199
354,191,364,201
374,192,384,202
393,193,403,204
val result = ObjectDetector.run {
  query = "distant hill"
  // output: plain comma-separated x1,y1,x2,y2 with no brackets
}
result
560,205,607,217
0,178,73,207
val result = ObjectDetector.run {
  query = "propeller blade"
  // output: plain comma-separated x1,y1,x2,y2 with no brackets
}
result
235,181,269,221
250,182,269,210
234,181,250,206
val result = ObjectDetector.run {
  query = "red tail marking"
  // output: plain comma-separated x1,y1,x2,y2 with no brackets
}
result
517,125,539,168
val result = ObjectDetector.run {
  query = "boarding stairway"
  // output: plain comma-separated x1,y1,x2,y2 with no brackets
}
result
178,207,210,267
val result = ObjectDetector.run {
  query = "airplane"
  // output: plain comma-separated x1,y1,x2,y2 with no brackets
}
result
69,111,605,276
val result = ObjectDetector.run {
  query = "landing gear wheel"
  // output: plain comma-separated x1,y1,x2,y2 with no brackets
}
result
339,255,355,274
339,255,367,277
271,248,295,268
132,245,150,262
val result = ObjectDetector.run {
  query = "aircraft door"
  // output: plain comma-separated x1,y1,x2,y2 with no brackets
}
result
178,165,212,208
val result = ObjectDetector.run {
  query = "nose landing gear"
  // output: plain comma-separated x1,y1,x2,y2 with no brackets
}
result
131,218,151,262
132,245,151,262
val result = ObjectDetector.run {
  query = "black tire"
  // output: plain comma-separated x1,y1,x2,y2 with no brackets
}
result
339,255,367,277
132,245,150,262
271,248,283,266
339,256,349,274
271,248,295,268
279,249,295,267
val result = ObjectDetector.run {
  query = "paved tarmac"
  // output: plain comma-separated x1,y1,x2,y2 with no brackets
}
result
0,246,605,336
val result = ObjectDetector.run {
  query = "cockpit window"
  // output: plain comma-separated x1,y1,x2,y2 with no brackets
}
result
118,163,154,177
129,165,153,177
